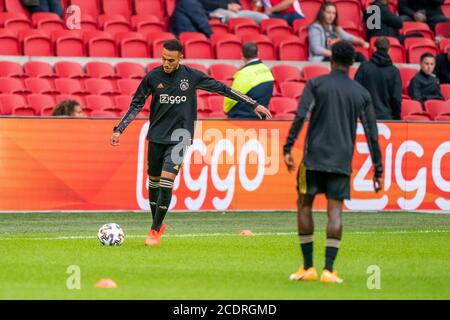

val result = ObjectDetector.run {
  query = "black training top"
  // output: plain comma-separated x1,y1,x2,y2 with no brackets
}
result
114,64,259,144
284,69,383,178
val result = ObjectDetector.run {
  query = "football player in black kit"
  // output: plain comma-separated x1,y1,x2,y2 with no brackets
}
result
111,39,272,246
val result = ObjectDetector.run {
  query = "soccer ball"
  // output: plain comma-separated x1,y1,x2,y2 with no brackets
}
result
97,223,125,246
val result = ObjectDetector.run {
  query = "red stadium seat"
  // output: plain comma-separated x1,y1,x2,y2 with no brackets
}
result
86,61,117,79
19,30,53,56
434,115,450,121
405,38,439,64
234,23,261,39
302,65,330,80
440,38,450,53
52,30,85,57
132,15,165,34
293,18,309,34
24,61,55,78
117,79,141,95
25,78,58,94
0,77,28,94
85,95,114,112
55,94,85,105
334,0,362,28
27,94,55,114
241,34,276,60
99,14,131,35
70,0,100,18
403,114,432,121
0,94,27,115
84,31,117,57
401,99,431,119
280,82,305,100
424,100,450,120
272,35,307,61
300,0,322,24
270,97,298,117
208,110,226,118
228,18,257,31
116,62,146,79
214,39,241,59
148,32,176,58
114,94,132,111
54,61,86,79
185,63,209,75
90,110,119,117
179,32,208,43
210,20,229,35
101,0,132,19
443,3,450,19
12,105,36,116
116,32,149,58
271,65,301,83
147,62,161,72
0,29,20,55
209,64,237,81
184,39,212,59
32,12,65,33
84,78,118,95
265,24,293,39
260,18,289,33
0,13,31,34
400,21,434,39
207,95,224,113
435,22,450,38
135,0,165,18
78,13,98,31
441,84,450,101
54,78,86,95
399,67,418,95
0,61,24,78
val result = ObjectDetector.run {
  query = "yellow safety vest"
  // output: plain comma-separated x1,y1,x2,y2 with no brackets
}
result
224,62,274,113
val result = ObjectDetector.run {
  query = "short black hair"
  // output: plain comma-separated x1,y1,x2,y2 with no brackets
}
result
375,37,390,53
242,42,258,59
420,52,435,62
163,39,183,53
331,41,355,67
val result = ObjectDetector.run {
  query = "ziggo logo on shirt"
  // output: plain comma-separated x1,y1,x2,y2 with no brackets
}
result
160,94,187,104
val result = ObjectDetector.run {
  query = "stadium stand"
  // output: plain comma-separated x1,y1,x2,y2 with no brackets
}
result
0,0,448,120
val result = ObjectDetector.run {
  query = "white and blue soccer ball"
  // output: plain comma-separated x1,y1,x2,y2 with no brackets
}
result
97,223,125,246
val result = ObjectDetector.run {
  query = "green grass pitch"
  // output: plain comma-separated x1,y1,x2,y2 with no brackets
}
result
1,211,449,300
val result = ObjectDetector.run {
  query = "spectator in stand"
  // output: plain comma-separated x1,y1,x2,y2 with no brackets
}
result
51,99,85,117
435,46,450,84
408,53,445,104
398,0,450,30
20,0,64,19
308,2,369,62
355,37,402,120
366,0,423,44
199,0,269,24
170,0,212,38
224,42,274,119
260,0,304,25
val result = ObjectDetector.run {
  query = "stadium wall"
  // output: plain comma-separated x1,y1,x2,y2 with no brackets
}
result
0,118,448,212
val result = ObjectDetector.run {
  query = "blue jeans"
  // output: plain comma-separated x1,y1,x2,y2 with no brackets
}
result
25,0,64,19
270,12,303,26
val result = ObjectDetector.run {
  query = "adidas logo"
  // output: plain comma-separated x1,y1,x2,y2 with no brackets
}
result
157,83,164,89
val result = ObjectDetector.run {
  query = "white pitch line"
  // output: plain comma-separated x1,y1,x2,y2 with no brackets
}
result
0,230,449,241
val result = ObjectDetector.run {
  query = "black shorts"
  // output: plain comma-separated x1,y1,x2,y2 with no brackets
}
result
296,164,351,200
148,142,187,177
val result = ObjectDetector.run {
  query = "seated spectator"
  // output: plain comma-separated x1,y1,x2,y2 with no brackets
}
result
51,99,85,117
408,53,445,104
224,42,274,119
366,1,403,40
308,2,369,62
398,0,450,30
435,46,450,84
260,0,304,25
170,0,212,38
21,0,64,19
199,0,269,24
355,37,402,120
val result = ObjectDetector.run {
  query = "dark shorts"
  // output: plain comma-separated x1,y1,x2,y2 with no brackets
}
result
296,164,351,200
147,142,187,177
